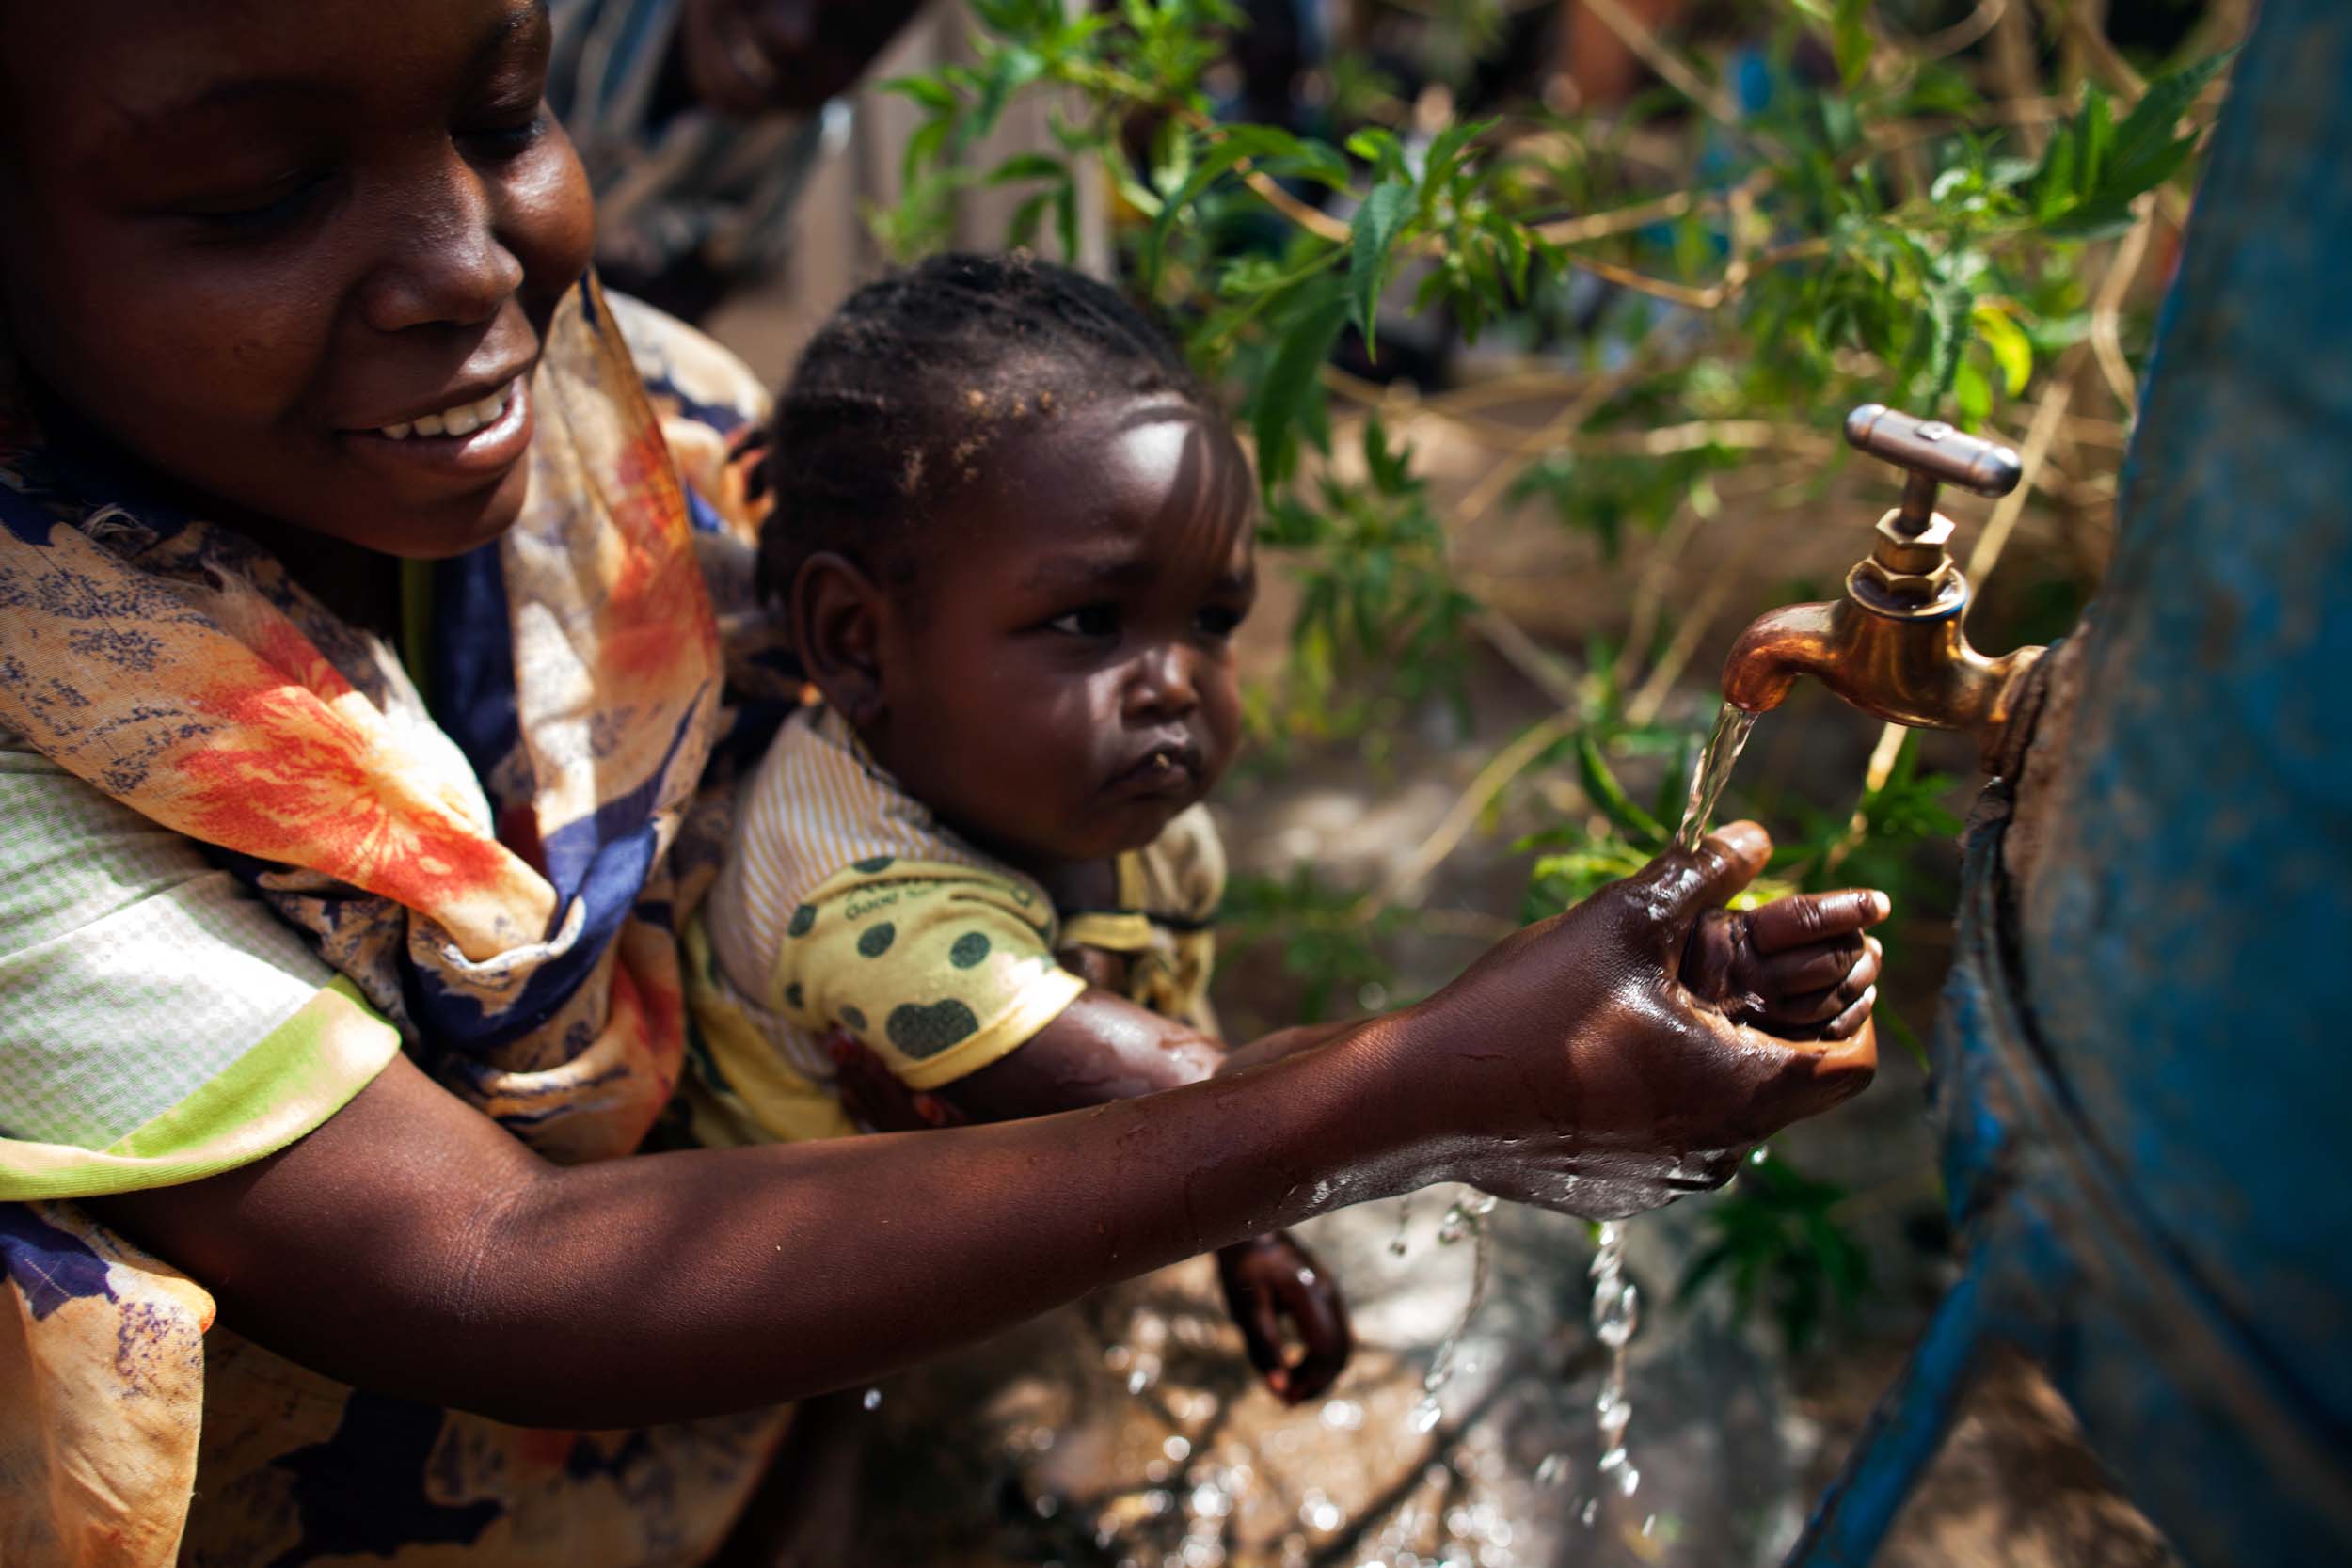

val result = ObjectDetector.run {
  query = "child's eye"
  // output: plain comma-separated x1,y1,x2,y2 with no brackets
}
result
1046,605,1120,639
1196,605,1248,639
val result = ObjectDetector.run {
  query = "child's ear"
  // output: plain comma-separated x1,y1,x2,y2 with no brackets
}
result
791,550,889,726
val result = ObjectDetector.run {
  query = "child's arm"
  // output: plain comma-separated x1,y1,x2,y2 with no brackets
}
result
921,982,1356,1404
927,985,1219,1117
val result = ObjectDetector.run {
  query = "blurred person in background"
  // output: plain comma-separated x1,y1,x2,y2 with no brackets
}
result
549,0,930,318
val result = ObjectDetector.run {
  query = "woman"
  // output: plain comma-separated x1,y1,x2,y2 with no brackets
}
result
0,1,1880,1563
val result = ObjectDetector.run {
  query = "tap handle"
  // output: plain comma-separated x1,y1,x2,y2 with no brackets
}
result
1845,404,2023,498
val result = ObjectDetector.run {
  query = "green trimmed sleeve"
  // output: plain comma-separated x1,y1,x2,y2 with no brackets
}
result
0,739,401,1200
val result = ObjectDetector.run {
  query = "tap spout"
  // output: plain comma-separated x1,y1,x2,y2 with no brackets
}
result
1722,588,2047,775
1722,599,1845,715
1727,403,2053,774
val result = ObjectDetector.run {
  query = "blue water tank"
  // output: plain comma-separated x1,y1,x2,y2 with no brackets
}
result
1788,2,2352,1562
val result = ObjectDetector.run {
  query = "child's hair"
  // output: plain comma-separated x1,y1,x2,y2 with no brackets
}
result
756,251,1216,605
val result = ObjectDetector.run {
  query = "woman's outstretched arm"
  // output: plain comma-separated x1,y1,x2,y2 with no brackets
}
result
90,823,1876,1430
97,1020,1414,1429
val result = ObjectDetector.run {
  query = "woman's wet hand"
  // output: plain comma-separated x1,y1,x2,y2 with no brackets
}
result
1385,820,1879,1219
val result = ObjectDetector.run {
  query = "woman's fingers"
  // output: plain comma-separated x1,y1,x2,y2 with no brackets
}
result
1756,1016,1879,1120
1620,820,1773,944
1743,888,1891,954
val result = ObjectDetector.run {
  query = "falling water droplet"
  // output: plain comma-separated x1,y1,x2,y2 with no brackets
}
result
1588,1221,1645,1510
1402,1195,1494,1445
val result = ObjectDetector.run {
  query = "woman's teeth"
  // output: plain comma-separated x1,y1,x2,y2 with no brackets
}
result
377,384,512,440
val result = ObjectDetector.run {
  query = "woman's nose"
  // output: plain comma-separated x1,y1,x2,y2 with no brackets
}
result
355,153,526,334
1124,643,1200,718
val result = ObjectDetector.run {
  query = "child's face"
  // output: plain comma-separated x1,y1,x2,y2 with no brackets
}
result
871,399,1257,869
0,0,594,559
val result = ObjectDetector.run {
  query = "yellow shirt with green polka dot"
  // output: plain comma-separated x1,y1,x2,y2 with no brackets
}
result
683,705,1224,1145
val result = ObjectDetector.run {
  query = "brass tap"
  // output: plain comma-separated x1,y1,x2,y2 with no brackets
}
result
1722,404,2050,774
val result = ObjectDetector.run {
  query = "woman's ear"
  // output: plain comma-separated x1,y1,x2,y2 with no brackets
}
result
791,550,889,726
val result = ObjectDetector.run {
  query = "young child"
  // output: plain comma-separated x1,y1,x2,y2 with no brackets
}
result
682,252,1885,1402
689,251,1352,1400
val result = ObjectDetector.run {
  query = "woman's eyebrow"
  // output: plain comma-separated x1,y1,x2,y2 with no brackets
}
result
114,1,549,137
113,75,336,138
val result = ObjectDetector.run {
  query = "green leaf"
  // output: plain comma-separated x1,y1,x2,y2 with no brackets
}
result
1953,356,1993,427
1007,190,1052,248
1577,734,1668,848
900,116,952,190
1144,134,1253,291
965,44,1045,149
1421,118,1497,193
1251,282,1349,491
2034,55,2232,240
2109,47,2236,182
986,151,1066,186
1926,277,1976,406
1052,180,1078,261
1362,416,1414,494
2031,125,2078,221
2079,86,2114,197
1349,180,1414,353
1832,0,1873,87
1149,115,1193,198
1972,303,2033,396
881,73,961,113
1491,216,1531,298
1220,126,1352,191
1345,126,1408,183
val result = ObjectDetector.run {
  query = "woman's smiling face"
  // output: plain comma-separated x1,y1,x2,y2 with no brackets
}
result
0,0,595,558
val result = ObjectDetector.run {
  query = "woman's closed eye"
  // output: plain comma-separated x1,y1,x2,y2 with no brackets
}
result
1046,605,1120,639
175,172,337,239
460,107,552,162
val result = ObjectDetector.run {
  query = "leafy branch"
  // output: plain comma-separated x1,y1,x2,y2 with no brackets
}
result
878,0,2242,1341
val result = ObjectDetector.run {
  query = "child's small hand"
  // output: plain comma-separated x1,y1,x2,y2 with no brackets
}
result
1216,1230,1352,1404
1678,888,1889,1040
